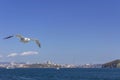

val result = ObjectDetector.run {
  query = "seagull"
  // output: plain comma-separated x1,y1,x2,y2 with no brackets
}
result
4,34,41,48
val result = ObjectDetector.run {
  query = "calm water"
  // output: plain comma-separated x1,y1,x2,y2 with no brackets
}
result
0,68,120,80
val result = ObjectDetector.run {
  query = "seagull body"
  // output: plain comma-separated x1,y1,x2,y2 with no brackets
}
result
4,34,41,48
16,35,30,43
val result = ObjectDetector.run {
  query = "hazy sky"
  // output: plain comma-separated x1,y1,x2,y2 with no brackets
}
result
0,0,120,64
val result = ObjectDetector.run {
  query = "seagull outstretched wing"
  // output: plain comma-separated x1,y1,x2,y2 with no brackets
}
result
4,35,14,39
16,34,24,38
35,40,41,48
30,38,41,48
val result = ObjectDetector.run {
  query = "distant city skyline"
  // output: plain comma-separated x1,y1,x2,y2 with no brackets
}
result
0,0,120,64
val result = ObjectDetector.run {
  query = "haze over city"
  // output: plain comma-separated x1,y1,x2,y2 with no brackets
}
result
0,0,120,65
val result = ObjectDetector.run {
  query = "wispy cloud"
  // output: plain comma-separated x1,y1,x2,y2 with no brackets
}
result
20,51,39,56
0,55,3,58
7,53,18,57
7,51,39,57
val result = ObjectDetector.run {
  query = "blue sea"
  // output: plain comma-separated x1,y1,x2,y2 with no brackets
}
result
0,68,120,80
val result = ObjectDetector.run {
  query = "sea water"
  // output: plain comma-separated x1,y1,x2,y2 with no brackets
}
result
0,68,120,80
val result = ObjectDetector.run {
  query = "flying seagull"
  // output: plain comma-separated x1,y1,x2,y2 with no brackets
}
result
4,34,41,48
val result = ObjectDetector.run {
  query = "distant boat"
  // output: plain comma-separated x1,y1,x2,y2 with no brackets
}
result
56,67,60,70
6,66,15,69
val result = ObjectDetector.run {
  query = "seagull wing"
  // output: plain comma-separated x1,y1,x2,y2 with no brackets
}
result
30,38,41,48
4,35,14,39
35,40,41,48
16,34,24,39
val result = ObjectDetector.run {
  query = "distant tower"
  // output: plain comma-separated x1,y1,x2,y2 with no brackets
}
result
46,61,52,64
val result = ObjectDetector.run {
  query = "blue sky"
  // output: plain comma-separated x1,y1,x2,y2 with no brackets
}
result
0,0,120,64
